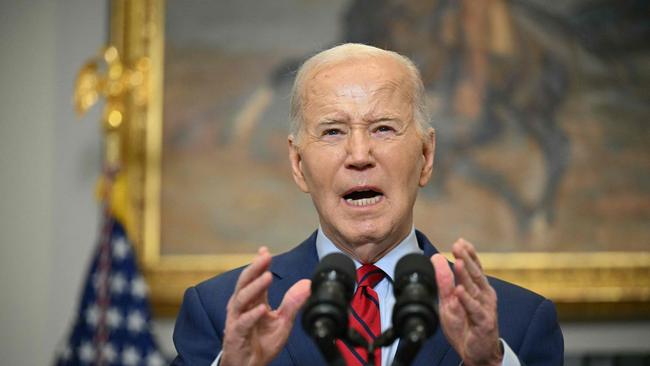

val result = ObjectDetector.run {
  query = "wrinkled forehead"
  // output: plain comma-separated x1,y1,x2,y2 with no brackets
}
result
302,56,414,105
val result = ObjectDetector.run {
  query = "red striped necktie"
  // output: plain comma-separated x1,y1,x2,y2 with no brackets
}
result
337,264,385,366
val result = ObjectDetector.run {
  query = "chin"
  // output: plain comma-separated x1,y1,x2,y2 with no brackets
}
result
342,223,388,245
341,228,398,263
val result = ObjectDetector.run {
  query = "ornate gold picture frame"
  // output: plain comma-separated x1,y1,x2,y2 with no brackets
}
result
106,0,650,319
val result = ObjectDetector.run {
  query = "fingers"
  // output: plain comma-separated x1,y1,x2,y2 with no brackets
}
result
452,239,490,292
234,247,272,293
450,238,497,323
278,279,311,321
238,303,268,329
455,285,487,324
453,259,480,299
232,271,273,314
230,247,273,316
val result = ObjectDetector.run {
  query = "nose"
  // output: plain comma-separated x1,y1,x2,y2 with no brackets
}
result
344,129,375,170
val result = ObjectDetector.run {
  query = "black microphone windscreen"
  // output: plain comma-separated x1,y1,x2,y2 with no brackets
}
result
314,252,356,288
394,253,436,289
316,252,356,278
303,252,357,356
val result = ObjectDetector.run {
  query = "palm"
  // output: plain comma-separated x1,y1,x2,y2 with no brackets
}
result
440,307,491,362
248,311,293,364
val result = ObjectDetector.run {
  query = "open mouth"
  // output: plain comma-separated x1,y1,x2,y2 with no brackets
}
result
343,189,384,207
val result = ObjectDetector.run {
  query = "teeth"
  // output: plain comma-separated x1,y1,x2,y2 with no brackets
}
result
346,195,381,206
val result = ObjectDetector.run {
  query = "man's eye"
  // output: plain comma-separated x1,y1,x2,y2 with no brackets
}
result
375,125,396,133
323,129,342,136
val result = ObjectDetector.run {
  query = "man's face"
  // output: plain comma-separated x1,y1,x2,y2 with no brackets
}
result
289,56,435,262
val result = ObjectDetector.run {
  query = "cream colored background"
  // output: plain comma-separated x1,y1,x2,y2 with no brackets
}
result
0,1,648,365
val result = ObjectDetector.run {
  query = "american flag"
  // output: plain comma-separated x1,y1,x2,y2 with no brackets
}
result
55,211,165,366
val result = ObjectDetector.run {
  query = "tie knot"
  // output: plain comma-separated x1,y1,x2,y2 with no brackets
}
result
356,264,384,288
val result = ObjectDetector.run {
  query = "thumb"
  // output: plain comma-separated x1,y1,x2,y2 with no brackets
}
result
278,279,311,321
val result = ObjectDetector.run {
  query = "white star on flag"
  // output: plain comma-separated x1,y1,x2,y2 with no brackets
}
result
127,309,146,333
85,304,99,327
78,341,95,363
112,236,130,260
101,342,117,363
131,275,148,299
110,272,127,294
106,307,123,329
146,351,165,366
122,346,141,366
92,272,109,291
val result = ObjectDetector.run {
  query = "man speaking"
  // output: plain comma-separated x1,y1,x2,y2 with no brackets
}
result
171,44,563,366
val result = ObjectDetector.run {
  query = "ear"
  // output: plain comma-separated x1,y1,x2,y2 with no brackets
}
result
418,128,436,187
288,135,310,193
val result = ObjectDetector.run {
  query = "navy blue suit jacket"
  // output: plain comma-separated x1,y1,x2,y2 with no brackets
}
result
172,231,564,365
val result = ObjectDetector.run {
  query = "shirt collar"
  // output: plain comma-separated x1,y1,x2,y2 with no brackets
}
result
315,227,422,281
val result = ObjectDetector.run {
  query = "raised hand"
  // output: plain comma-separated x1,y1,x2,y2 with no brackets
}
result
431,239,503,366
221,247,311,366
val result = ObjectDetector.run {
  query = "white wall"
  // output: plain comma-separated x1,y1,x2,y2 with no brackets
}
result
0,2,649,365
0,1,104,365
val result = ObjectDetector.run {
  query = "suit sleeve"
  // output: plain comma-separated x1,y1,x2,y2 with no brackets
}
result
516,299,564,365
171,286,223,365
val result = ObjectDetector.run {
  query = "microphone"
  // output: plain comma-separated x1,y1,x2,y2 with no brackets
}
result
391,253,438,366
302,253,356,366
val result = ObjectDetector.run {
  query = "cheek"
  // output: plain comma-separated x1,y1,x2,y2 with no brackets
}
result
381,141,424,168
387,156,425,198
302,151,339,192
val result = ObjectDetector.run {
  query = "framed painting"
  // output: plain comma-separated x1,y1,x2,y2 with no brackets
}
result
109,0,649,319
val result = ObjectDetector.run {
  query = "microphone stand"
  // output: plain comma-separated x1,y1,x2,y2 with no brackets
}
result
368,328,396,366
368,323,428,366
311,318,346,366
312,324,380,366
317,325,427,366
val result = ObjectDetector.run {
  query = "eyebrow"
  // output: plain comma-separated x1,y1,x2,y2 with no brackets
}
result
364,115,402,123
315,113,404,127
316,119,347,126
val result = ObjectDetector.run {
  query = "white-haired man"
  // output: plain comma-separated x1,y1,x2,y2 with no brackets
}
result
172,44,563,366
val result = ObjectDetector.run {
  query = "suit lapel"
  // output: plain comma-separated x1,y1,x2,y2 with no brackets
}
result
268,232,327,366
